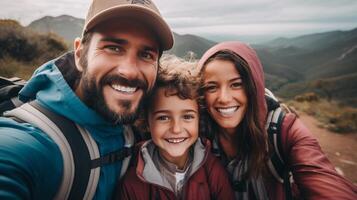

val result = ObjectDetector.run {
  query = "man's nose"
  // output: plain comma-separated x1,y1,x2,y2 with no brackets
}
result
116,54,139,79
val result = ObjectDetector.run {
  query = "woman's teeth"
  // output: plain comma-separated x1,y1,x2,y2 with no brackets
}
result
217,106,238,115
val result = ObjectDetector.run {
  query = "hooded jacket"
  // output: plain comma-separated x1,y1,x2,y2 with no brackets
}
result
0,53,126,199
198,41,357,199
117,138,235,200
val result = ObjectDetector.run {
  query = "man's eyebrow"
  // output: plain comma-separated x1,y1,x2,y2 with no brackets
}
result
100,37,128,45
143,46,159,54
99,37,158,53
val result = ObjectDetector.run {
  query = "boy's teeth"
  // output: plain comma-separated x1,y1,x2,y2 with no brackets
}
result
167,138,186,144
217,107,238,115
111,84,136,93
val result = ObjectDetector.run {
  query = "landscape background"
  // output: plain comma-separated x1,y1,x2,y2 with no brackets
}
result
0,0,356,184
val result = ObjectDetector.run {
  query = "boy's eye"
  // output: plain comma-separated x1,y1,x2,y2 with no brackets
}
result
183,114,196,121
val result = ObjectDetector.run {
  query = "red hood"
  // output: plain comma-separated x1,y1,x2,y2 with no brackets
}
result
198,41,267,128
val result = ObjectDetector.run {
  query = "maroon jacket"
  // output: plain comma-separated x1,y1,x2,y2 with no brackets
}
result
266,113,357,200
116,139,235,200
198,41,357,199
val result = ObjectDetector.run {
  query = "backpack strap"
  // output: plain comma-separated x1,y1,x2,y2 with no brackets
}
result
266,106,286,183
4,101,135,199
120,125,135,178
4,101,95,200
265,89,294,200
0,76,26,115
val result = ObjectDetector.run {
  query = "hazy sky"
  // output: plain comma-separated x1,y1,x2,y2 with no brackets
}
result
1,0,357,42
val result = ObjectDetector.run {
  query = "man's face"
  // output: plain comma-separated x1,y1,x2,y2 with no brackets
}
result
74,19,159,124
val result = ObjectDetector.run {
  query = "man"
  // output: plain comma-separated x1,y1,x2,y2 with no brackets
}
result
0,0,173,199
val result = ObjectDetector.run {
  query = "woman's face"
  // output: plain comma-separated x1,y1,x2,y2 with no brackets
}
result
203,59,248,134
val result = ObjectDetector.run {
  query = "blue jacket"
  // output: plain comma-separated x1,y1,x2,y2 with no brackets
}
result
0,53,125,199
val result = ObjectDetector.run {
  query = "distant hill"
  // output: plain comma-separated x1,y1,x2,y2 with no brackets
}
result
28,15,84,42
0,19,67,79
26,15,216,57
12,15,357,106
167,32,216,58
256,27,357,106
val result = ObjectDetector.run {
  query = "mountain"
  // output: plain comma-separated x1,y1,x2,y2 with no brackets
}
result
28,15,84,42
27,15,216,58
25,15,357,106
256,27,357,105
0,19,67,79
167,32,216,58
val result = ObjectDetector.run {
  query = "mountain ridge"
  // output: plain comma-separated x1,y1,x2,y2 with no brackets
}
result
24,15,357,106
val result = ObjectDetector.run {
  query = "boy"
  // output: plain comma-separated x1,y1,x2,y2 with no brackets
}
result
116,55,234,199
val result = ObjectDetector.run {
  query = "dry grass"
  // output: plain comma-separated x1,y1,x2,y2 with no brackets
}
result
287,97,357,133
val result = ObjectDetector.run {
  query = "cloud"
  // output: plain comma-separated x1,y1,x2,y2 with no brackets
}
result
1,0,356,38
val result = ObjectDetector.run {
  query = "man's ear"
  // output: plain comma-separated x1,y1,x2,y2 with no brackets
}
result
74,37,84,72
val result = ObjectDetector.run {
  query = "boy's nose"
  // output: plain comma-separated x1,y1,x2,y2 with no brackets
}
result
171,120,183,134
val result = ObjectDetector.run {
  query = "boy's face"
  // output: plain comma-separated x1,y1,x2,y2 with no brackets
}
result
148,87,199,168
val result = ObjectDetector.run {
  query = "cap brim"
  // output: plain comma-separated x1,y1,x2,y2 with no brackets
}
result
84,5,173,50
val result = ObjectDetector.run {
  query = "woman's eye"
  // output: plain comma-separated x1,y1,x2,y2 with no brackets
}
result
204,85,217,93
231,82,242,89
157,115,169,121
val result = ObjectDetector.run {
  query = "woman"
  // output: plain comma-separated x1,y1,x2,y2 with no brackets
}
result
198,41,357,199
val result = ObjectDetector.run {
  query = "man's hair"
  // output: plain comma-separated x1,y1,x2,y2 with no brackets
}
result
135,54,200,134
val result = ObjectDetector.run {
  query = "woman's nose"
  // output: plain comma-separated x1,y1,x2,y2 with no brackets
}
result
218,87,232,104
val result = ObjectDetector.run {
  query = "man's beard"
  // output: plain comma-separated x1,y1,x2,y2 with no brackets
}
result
78,58,148,125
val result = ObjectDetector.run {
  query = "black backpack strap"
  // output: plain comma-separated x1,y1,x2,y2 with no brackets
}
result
91,147,133,168
0,76,26,115
29,101,91,200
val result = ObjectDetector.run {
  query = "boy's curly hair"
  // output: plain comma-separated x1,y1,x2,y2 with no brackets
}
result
154,54,200,100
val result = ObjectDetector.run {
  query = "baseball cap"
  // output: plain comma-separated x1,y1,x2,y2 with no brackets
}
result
83,0,173,50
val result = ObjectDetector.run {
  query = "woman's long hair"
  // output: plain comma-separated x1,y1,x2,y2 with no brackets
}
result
199,50,269,179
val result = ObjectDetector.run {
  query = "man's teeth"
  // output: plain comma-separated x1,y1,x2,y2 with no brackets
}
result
217,107,238,115
166,138,186,144
111,84,136,93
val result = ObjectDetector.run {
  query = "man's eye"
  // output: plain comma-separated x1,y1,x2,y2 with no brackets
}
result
104,45,123,53
140,51,155,61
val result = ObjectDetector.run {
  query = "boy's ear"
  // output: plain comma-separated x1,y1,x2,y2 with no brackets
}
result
74,37,84,72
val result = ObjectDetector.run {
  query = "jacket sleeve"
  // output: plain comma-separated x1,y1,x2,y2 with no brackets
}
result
0,118,63,199
282,114,357,199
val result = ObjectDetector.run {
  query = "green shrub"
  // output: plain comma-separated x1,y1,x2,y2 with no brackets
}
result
0,19,68,79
